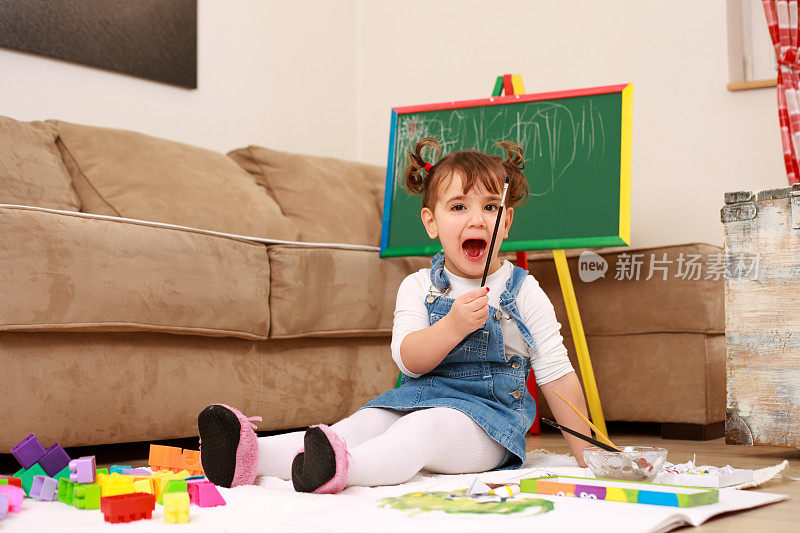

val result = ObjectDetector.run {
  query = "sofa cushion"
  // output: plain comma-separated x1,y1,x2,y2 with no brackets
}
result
0,115,80,211
50,121,300,241
525,243,725,336
228,146,384,246
267,245,428,338
0,205,270,340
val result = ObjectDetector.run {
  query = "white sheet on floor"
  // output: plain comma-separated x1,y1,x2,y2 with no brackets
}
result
1,450,786,533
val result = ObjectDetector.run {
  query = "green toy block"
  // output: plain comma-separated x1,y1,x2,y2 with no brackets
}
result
165,479,188,493
58,478,75,505
14,462,46,496
73,483,101,509
156,479,185,505
52,466,71,481
96,468,109,476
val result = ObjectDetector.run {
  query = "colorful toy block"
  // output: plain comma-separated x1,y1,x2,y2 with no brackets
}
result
57,478,75,505
14,462,46,495
181,449,203,475
0,476,22,489
11,433,46,469
165,479,187,494
110,465,131,475
0,493,7,520
188,480,226,507
30,475,59,501
95,472,134,497
121,468,150,475
133,478,155,495
0,485,24,513
163,492,190,524
73,483,101,509
69,456,96,484
100,492,156,523
152,470,177,503
148,444,204,475
149,445,182,473
52,466,71,481
38,442,71,477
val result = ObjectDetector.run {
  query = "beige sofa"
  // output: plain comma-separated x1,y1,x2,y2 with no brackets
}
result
0,115,725,452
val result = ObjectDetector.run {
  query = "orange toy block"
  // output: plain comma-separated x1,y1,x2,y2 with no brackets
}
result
181,449,203,476
149,444,203,474
149,445,182,473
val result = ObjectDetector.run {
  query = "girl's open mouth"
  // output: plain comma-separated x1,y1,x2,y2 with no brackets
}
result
462,239,487,261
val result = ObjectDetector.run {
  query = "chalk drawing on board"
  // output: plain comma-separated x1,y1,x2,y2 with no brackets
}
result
380,83,633,257
392,101,605,202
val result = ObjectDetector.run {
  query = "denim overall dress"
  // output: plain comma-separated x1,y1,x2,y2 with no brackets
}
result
361,251,537,469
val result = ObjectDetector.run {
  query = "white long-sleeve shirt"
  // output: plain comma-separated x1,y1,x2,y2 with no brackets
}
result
391,259,575,386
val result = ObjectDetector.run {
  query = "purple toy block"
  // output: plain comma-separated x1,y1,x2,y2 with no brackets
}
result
0,493,7,520
69,456,96,484
38,443,71,477
10,434,46,470
120,468,150,476
0,486,23,513
188,481,225,507
30,475,59,501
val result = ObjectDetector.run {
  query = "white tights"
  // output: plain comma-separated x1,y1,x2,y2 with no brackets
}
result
256,407,507,487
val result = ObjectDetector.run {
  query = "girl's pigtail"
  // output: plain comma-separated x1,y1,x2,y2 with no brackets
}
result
494,140,529,207
404,136,442,195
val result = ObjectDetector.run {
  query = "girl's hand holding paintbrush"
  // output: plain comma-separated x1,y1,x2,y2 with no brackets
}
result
443,287,491,337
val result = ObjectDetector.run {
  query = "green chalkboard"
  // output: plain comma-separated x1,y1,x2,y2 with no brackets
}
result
379,84,632,258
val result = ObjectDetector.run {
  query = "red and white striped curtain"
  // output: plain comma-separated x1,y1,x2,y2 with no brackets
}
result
763,0,800,184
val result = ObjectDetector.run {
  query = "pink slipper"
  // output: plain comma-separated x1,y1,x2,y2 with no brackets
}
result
198,404,262,487
291,424,350,494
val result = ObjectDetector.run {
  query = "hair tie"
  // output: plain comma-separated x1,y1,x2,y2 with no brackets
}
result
424,162,433,172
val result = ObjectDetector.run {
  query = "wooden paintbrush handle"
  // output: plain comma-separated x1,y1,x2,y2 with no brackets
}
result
552,391,618,450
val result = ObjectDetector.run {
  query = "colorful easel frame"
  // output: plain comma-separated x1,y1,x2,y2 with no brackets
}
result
520,476,719,508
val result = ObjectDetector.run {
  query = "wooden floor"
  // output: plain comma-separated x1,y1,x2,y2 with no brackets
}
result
526,429,800,532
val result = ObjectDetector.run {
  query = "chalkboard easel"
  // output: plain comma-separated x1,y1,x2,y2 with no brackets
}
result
494,74,608,438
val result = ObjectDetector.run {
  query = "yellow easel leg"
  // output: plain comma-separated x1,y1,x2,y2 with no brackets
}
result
552,249,608,437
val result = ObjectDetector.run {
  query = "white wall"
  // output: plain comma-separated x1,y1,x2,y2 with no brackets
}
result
0,0,788,247
0,0,358,158
356,0,787,248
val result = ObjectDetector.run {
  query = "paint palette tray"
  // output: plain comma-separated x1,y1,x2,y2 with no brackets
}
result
520,476,719,508
654,469,753,488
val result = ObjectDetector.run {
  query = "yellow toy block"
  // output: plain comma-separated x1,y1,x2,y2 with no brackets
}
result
96,472,134,497
133,478,155,495
152,470,178,503
163,492,190,524
174,470,190,479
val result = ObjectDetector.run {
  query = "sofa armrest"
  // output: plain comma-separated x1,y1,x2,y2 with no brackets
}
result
0,205,269,339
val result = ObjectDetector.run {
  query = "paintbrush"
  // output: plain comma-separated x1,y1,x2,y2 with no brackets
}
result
480,175,510,287
540,418,619,452
551,391,619,450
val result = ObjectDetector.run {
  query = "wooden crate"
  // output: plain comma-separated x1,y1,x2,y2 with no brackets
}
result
721,184,800,448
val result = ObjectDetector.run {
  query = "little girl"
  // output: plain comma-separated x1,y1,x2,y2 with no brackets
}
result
198,137,593,493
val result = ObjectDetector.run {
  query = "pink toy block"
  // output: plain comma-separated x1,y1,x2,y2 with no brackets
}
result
0,486,24,513
187,481,226,507
30,475,59,501
11,434,46,469
69,456,96,484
